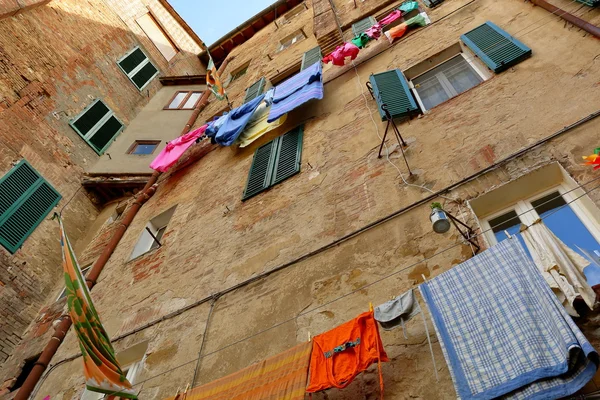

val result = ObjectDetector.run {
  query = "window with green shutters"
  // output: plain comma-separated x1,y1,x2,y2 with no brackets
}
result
243,77,266,103
0,160,61,254
352,16,377,36
461,21,532,73
69,99,124,155
242,126,303,200
369,69,419,120
117,47,159,90
301,46,322,71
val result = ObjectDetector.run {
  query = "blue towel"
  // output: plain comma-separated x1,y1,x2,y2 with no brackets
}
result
215,94,265,146
420,238,598,400
267,62,323,123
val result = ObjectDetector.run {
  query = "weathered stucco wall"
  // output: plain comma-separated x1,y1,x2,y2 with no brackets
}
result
88,84,207,175
19,0,600,398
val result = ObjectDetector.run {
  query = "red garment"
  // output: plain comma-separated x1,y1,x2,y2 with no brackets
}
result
365,23,382,39
306,311,388,394
322,42,360,66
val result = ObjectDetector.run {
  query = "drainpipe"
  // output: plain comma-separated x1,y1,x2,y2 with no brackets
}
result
529,0,600,39
14,55,233,400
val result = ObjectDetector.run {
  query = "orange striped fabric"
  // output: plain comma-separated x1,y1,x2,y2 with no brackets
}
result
166,342,312,400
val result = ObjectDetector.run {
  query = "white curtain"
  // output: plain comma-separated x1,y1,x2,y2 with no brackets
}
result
522,222,596,316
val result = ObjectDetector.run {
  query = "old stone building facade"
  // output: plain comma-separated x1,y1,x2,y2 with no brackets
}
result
2,0,600,398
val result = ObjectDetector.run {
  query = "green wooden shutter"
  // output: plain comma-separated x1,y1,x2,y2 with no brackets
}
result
242,139,277,200
352,16,377,36
301,46,322,71
0,161,61,253
243,77,266,103
461,21,532,73
369,69,419,120
69,99,124,155
272,126,303,185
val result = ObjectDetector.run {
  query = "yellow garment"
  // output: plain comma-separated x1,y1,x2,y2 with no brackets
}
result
236,103,287,148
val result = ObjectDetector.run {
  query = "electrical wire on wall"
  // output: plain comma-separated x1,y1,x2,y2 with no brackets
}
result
52,177,600,399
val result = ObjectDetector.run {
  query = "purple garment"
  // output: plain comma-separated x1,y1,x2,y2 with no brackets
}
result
267,62,323,123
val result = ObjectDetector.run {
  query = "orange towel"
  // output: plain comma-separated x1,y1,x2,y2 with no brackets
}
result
306,311,388,393
164,342,312,400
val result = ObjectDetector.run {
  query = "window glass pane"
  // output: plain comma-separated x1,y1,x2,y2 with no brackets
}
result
182,92,201,109
131,62,158,89
168,92,188,109
442,56,483,95
131,143,158,155
88,116,123,152
532,192,600,285
488,210,530,257
73,101,109,135
150,226,166,250
413,55,482,110
119,48,146,74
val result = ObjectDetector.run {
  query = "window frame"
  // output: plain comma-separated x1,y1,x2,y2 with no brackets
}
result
480,184,600,247
126,140,161,155
69,99,125,155
163,91,203,110
408,53,488,112
136,11,179,62
277,30,306,53
129,206,176,260
117,46,160,91
227,61,251,85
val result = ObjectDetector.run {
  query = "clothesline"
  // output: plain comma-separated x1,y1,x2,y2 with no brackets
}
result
94,176,600,398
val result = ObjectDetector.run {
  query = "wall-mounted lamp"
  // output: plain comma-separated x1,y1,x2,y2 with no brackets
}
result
429,203,480,253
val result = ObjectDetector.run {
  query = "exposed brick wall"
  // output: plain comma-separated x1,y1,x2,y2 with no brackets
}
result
0,0,204,372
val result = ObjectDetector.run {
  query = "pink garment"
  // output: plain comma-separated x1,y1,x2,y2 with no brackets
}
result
365,23,382,39
149,124,208,172
322,42,360,66
380,10,402,25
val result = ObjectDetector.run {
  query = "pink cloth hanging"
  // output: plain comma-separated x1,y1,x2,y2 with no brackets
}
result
322,42,360,66
380,10,403,26
365,23,383,39
149,124,208,172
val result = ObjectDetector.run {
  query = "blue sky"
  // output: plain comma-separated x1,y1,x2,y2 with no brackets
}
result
170,0,276,46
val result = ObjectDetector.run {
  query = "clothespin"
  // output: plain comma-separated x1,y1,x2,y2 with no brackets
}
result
421,274,428,283
308,331,311,342
369,302,374,312
504,230,512,239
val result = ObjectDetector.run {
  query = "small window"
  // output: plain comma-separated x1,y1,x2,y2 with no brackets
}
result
243,126,303,200
130,206,176,259
411,54,485,111
281,4,306,22
164,91,203,110
0,160,61,254
117,47,159,90
81,342,148,400
127,140,161,155
69,99,124,154
57,265,91,301
136,13,178,61
228,61,251,85
278,30,306,52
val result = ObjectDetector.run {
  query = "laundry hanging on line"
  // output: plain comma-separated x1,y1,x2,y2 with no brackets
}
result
55,214,137,399
420,238,598,399
306,310,388,395
234,102,287,148
163,341,312,400
322,42,360,65
149,124,208,172
214,94,266,146
267,61,323,123
384,13,430,43
522,220,597,316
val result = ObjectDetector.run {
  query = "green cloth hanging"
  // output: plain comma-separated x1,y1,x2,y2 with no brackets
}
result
404,13,428,28
595,147,600,155
351,33,371,49
399,1,419,13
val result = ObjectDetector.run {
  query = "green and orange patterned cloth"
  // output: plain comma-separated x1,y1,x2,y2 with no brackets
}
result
165,341,312,400
56,214,137,399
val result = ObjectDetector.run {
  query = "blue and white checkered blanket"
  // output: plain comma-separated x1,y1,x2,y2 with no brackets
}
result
420,238,598,399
